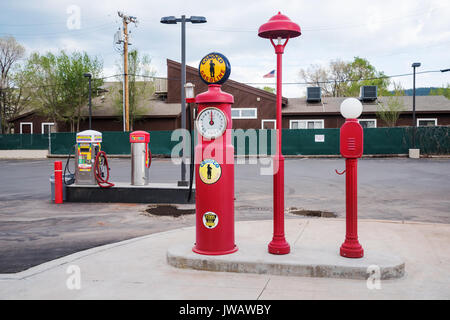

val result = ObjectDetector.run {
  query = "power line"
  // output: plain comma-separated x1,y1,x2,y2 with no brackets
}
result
240,70,446,86
2,69,447,91
0,22,115,38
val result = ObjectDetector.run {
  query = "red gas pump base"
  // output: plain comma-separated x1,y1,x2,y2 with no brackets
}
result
193,245,238,256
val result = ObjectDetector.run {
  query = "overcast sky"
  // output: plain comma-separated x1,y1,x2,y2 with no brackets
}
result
1,0,449,97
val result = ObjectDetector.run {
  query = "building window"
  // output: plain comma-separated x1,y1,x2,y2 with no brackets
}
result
261,119,276,129
358,119,377,128
20,122,33,134
289,119,324,129
41,122,55,134
231,108,257,119
417,118,437,127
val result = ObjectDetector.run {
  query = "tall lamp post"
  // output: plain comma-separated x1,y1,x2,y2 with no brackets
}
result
185,82,195,202
161,15,207,187
411,62,421,149
258,12,301,255
83,72,93,130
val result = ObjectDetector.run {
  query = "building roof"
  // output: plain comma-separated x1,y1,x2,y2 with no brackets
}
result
167,59,288,105
80,82,181,118
284,95,450,115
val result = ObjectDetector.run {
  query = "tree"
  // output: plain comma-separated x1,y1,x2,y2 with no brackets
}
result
376,82,406,127
299,64,331,96
429,84,450,99
1,65,33,133
299,57,390,97
0,36,25,133
58,51,103,131
113,49,155,130
260,86,275,94
345,57,390,97
25,51,103,132
329,59,351,97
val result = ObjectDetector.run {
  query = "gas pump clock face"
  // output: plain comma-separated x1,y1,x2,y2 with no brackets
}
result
196,107,227,139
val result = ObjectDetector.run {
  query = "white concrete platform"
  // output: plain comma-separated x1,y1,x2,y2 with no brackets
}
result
167,242,405,280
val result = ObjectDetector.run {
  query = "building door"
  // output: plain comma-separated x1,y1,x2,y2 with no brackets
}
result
41,122,55,134
20,122,33,134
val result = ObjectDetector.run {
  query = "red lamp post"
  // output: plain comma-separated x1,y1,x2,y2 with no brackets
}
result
258,12,301,255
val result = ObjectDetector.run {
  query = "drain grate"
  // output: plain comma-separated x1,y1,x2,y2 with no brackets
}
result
145,204,195,217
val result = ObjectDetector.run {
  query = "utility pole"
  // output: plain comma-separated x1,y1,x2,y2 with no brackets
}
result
118,11,137,132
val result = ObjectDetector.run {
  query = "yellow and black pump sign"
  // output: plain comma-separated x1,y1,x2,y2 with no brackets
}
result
199,52,231,85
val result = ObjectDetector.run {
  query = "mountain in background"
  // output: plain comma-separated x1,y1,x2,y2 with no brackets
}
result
395,87,439,96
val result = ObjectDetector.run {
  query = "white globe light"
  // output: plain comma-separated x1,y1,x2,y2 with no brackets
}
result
340,98,363,119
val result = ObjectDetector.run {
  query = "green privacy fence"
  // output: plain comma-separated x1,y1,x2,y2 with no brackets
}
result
47,131,178,155
1,126,449,156
0,133,50,150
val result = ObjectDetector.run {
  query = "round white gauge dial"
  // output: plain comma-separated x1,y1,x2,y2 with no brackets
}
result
196,107,227,139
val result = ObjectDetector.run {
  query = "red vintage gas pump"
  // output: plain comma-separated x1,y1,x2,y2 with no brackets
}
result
192,52,237,255
338,98,364,258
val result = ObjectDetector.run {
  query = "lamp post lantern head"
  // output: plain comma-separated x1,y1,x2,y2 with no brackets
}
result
184,82,195,101
340,98,363,119
411,62,421,68
258,12,301,40
83,72,92,79
160,16,177,24
189,16,207,24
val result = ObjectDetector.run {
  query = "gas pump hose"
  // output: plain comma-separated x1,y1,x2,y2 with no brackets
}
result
94,151,115,188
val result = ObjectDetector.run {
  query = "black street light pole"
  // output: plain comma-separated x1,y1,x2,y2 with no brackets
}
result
161,15,206,187
83,73,93,130
411,63,421,148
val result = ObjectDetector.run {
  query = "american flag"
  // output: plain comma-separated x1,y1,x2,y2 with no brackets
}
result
263,70,275,78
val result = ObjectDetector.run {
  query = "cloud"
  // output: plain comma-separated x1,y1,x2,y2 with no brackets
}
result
2,0,449,97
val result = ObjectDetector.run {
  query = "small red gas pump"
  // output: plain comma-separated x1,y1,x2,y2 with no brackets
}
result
338,98,364,258
192,52,237,255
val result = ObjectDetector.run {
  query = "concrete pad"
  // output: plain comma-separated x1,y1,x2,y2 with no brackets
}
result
66,182,195,204
0,149,48,159
167,239,405,280
409,149,420,159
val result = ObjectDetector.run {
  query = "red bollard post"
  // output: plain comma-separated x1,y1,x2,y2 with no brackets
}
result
338,98,364,258
340,158,364,258
54,161,63,204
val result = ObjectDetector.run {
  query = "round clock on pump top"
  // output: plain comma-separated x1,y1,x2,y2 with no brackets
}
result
196,107,227,139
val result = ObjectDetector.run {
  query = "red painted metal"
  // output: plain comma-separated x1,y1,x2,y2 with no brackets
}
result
259,12,300,255
193,84,237,255
258,12,301,39
129,131,150,144
339,118,364,258
340,119,363,158
54,161,63,204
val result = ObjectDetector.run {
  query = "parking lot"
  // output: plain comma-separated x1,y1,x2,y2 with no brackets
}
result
0,157,449,273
